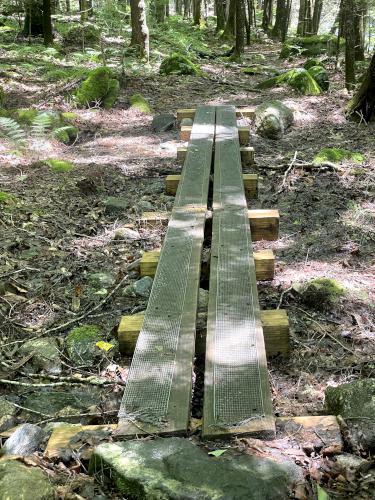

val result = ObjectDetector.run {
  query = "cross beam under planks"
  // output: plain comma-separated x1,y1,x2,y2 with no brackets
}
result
117,106,215,437
203,106,275,440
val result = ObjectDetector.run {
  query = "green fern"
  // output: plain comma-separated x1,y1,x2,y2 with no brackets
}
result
30,112,54,138
0,117,26,144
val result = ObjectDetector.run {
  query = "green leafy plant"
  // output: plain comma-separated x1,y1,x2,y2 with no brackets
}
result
0,117,26,144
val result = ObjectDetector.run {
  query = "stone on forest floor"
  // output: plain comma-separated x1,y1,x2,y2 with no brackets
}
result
152,113,175,132
129,94,152,114
18,337,62,375
313,148,365,165
2,424,45,456
280,35,344,59
159,53,202,76
114,227,141,241
325,379,375,451
62,22,100,47
0,397,17,432
307,65,329,91
122,276,153,298
76,67,119,109
296,278,345,309
88,272,117,289
255,100,294,140
90,437,301,499
65,324,103,365
0,460,54,500
105,196,129,214
257,68,322,95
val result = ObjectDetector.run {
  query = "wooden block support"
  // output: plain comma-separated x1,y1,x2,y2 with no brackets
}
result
118,309,289,357
177,107,255,122
180,125,250,145
140,211,170,227
177,146,255,166
166,173,258,198
248,209,279,241
140,248,274,281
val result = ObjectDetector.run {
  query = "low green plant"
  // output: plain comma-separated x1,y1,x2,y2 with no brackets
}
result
46,159,74,172
313,148,365,165
0,117,26,144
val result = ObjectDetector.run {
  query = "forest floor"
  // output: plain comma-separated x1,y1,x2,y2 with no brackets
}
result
0,18,375,500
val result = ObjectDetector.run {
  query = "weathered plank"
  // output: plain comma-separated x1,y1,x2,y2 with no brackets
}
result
117,106,215,437
202,105,275,440
166,173,258,198
177,145,255,166
181,125,250,145
177,107,255,122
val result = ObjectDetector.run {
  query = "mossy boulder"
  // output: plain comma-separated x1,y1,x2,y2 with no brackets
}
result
281,35,344,58
62,23,100,47
0,397,17,432
0,460,54,500
46,159,74,172
300,278,345,308
65,324,103,365
254,100,294,140
18,337,62,375
307,65,329,91
325,379,375,450
279,43,301,59
129,93,152,114
53,125,78,144
257,68,322,95
313,148,365,165
303,58,320,70
242,65,280,77
76,67,120,109
160,53,202,76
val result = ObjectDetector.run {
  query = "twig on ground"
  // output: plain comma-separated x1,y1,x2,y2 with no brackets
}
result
277,287,292,309
277,151,298,194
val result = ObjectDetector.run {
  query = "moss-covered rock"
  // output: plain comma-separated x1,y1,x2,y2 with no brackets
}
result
255,100,294,140
303,58,320,70
62,23,100,47
19,337,62,375
313,148,365,165
53,125,78,144
160,53,202,76
61,111,79,122
281,35,344,58
279,43,301,59
129,93,152,114
307,65,329,91
76,67,119,109
65,324,103,365
257,68,322,95
325,379,375,450
301,278,345,308
46,159,74,172
0,460,54,500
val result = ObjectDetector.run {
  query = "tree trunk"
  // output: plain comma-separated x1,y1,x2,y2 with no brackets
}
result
233,0,245,58
23,0,44,37
65,0,70,12
193,0,201,24
42,0,53,45
183,0,191,18
261,0,272,32
344,0,356,89
311,0,322,35
130,0,149,59
156,0,166,22
175,0,182,15
80,0,88,21
222,0,235,37
354,0,366,61
215,0,226,31
346,49,375,121
297,0,306,35
272,0,289,40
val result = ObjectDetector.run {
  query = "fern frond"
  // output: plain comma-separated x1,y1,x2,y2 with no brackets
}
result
31,113,54,138
0,117,26,144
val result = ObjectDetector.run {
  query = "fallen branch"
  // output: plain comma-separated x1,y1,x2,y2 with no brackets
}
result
277,151,298,194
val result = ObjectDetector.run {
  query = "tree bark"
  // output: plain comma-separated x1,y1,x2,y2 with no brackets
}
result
222,0,235,37
42,0,53,45
272,0,290,40
156,0,166,22
130,0,149,60
215,0,226,31
311,0,323,35
23,0,44,37
297,0,306,35
344,0,356,89
346,49,375,121
193,0,201,24
261,0,273,32
233,0,245,58
354,0,366,61
183,0,191,18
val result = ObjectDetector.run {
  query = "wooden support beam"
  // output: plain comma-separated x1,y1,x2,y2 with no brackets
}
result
177,107,255,122
166,173,258,198
118,309,290,358
140,248,274,281
140,211,170,227
177,146,255,166
181,125,250,145
248,209,279,241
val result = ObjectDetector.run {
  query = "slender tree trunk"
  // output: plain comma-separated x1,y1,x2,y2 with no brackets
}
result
344,0,356,89
80,0,88,21
222,0,235,37
156,0,166,22
311,0,323,35
346,49,375,121
130,0,149,60
272,0,289,40
215,0,226,30
65,0,70,12
233,0,245,58
23,0,44,37
261,0,272,32
193,0,201,24
166,0,170,16
42,0,53,45
183,0,191,17
354,0,366,61
175,0,182,15
297,0,306,35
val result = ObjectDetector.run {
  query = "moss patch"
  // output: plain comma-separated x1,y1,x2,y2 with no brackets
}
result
301,278,345,308
15,108,38,125
0,191,16,204
257,68,322,95
53,126,78,144
313,148,365,165
65,324,103,365
62,23,100,47
75,67,119,109
307,65,329,91
281,35,344,58
129,93,152,114
159,53,202,76
46,159,74,172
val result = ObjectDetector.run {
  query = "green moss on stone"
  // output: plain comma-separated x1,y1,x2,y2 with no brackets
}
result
258,68,322,95
313,148,365,165
159,53,202,76
76,67,119,109
302,278,345,308
46,159,74,172
65,324,102,365
303,58,320,70
281,35,344,58
61,111,79,122
62,23,100,47
53,126,78,144
307,65,329,91
16,108,38,125
129,93,152,114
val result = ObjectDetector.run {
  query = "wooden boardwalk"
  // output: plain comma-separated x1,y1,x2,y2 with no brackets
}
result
202,106,275,439
117,107,215,436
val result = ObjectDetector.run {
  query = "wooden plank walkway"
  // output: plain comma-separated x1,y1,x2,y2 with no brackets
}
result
202,106,275,439
117,106,215,436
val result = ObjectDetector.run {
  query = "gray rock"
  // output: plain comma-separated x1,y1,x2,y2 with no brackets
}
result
335,453,370,472
325,379,375,450
89,437,301,499
105,196,129,214
2,424,45,456
18,337,62,375
114,228,141,241
255,100,294,140
152,113,175,132
0,415,15,433
0,459,54,500
138,200,154,211
123,276,153,298
89,272,117,289
198,288,209,312
65,324,102,365
0,397,16,417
